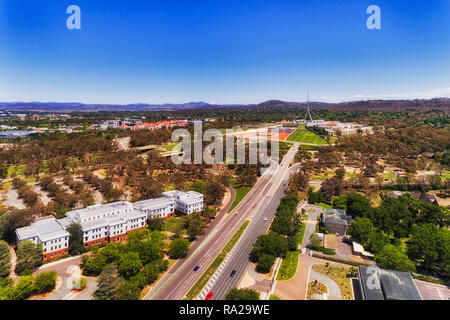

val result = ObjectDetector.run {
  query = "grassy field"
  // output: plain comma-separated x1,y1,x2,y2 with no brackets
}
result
383,169,396,180
287,125,326,144
228,179,252,213
185,220,249,300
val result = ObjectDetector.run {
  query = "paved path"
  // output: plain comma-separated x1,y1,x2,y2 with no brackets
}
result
309,269,341,299
31,256,97,300
301,204,322,249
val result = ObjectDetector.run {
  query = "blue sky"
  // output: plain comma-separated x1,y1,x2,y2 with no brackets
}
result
0,0,449,104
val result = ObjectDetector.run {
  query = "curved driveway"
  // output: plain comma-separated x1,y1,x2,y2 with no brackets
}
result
309,269,341,299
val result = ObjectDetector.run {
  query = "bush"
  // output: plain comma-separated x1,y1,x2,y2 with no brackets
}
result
34,271,57,294
225,288,260,300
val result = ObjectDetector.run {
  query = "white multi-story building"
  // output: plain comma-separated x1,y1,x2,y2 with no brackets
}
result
163,190,204,214
62,201,147,247
16,216,69,261
134,197,175,220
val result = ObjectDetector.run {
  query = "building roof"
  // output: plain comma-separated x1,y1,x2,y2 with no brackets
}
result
134,197,174,211
163,190,203,205
358,266,422,300
16,216,69,242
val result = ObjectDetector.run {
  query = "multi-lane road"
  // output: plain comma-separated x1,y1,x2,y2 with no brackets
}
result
203,144,300,300
144,142,300,300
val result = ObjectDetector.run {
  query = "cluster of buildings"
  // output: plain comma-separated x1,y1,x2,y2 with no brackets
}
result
305,120,373,136
99,118,189,130
15,190,204,261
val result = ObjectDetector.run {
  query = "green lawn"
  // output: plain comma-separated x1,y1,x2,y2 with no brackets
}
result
7,165,25,178
269,294,281,300
383,169,396,180
185,220,249,300
442,170,450,181
277,251,299,281
228,179,252,213
315,202,332,209
287,125,326,144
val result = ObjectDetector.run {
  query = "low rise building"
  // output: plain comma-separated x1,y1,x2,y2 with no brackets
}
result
357,266,422,300
134,197,175,220
64,201,147,247
163,190,204,214
16,216,69,261
322,208,352,236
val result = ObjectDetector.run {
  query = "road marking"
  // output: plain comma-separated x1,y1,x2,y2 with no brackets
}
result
146,228,219,300
62,292,77,300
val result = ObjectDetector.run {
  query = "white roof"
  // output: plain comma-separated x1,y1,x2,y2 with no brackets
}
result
16,216,69,242
163,190,203,205
66,201,134,220
134,197,174,211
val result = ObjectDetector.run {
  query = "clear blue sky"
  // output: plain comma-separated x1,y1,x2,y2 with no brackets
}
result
0,0,449,104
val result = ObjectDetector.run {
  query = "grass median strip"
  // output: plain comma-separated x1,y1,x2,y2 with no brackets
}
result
228,179,252,213
185,220,250,300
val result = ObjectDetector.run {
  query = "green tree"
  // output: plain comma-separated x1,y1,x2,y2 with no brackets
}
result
407,224,450,275
94,264,125,300
66,222,85,256
11,275,35,300
34,271,57,294
225,288,260,300
256,254,275,273
348,217,375,246
0,240,11,278
117,280,141,300
375,244,416,272
309,233,321,249
148,218,165,231
118,252,143,278
15,240,43,275
168,238,190,259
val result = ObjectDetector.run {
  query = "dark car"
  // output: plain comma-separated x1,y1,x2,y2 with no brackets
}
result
193,266,200,271
230,270,237,277
205,292,213,300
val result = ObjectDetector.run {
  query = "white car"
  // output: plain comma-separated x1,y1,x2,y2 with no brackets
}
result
263,216,268,221
235,211,239,215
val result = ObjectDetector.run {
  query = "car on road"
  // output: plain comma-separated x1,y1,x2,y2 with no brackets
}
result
263,216,267,221
230,270,237,277
235,211,239,215
205,292,213,300
193,266,200,271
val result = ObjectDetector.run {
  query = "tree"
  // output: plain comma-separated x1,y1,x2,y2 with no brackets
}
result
347,218,375,246
168,238,190,259
250,232,288,263
117,280,141,300
15,240,43,275
309,233,321,249
66,223,85,256
82,256,107,276
375,245,416,272
148,218,165,231
407,224,450,275
256,254,275,273
34,271,57,294
0,240,11,278
225,288,260,300
11,275,35,300
94,264,124,300
118,252,143,278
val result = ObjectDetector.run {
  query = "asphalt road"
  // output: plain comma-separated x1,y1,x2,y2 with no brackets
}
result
201,143,300,300
145,143,299,300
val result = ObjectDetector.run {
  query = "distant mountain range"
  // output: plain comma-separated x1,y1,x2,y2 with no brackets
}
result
0,98,449,112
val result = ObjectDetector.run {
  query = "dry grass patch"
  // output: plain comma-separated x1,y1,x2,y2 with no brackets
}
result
312,263,353,300
307,280,328,300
